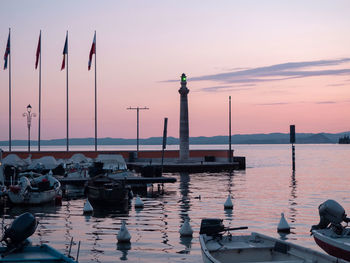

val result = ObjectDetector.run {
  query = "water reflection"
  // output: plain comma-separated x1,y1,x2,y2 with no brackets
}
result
289,171,298,223
178,173,193,254
117,242,131,261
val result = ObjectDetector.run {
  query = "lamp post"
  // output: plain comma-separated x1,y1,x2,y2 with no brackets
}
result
23,104,36,152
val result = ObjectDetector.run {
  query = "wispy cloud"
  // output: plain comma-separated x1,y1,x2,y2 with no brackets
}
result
315,101,336,104
163,58,350,86
199,84,256,92
256,102,291,106
327,83,347,87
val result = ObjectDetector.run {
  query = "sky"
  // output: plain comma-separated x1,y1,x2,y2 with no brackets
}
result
1,0,350,140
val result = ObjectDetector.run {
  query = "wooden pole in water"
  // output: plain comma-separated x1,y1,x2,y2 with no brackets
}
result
161,117,168,174
290,125,295,171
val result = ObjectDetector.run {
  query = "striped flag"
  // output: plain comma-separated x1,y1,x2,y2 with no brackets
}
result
61,33,68,70
3,31,10,70
88,32,96,70
35,32,41,69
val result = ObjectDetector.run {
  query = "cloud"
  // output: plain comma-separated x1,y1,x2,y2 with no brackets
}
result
199,84,256,92
163,58,350,85
315,101,336,104
256,102,291,106
327,83,347,87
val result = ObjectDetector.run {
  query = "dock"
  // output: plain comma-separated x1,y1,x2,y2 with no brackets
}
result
2,149,246,172
57,175,176,186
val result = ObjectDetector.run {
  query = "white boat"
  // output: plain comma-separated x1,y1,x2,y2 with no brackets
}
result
199,219,347,263
311,199,350,261
7,172,61,205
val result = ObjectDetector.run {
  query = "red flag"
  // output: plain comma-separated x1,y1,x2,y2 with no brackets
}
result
88,32,96,70
35,32,41,69
3,30,10,70
61,33,68,70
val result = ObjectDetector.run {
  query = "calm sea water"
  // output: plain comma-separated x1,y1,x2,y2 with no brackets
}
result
1,144,350,262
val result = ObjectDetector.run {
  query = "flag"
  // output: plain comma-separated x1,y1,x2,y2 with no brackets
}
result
35,32,41,69
3,31,10,70
61,33,68,70
88,32,96,70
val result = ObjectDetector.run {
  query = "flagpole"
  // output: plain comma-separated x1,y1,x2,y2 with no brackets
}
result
94,31,97,152
66,31,69,152
38,30,42,151
8,28,12,152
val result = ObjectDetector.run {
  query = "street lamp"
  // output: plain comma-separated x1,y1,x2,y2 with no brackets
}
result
23,104,36,152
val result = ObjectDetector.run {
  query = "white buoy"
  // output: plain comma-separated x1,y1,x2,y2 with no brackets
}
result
277,213,290,233
179,219,193,237
117,220,131,242
134,195,144,208
83,199,93,214
224,195,233,209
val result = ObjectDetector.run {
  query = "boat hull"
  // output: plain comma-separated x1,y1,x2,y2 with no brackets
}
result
8,189,58,205
200,232,348,263
313,229,350,261
0,244,76,262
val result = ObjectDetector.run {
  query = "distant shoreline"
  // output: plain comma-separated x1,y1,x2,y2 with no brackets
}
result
0,131,348,146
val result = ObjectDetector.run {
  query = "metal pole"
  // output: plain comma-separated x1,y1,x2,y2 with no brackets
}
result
8,28,11,152
137,108,139,153
38,30,41,151
28,119,30,153
127,106,149,156
66,31,69,152
94,30,97,152
229,96,232,163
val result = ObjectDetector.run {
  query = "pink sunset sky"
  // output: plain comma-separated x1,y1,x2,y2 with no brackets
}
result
1,1,350,140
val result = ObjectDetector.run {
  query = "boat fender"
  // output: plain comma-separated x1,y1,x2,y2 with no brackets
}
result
277,213,290,233
224,195,233,209
117,220,131,243
179,219,193,237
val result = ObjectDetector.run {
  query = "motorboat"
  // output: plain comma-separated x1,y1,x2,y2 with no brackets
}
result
200,218,347,263
0,212,77,262
311,199,350,261
85,174,130,209
7,172,61,205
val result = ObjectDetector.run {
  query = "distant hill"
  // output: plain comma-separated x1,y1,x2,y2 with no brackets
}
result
0,131,348,146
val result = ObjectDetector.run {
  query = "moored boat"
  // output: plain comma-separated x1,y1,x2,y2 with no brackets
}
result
7,172,61,205
311,199,350,261
85,174,129,208
200,218,346,263
0,212,77,262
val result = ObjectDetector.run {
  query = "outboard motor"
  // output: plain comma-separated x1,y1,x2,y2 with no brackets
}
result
1,212,37,248
200,219,225,235
311,200,350,233
199,218,248,236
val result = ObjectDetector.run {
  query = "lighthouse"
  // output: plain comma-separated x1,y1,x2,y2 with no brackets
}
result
178,73,189,161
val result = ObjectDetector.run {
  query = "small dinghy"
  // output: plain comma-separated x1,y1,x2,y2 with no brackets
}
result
311,199,350,261
0,212,77,262
200,218,346,263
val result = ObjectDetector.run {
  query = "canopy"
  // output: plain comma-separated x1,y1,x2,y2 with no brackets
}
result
2,154,27,167
95,154,127,170
28,156,59,170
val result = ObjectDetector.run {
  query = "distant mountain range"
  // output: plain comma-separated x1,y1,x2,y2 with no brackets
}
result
0,131,349,146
